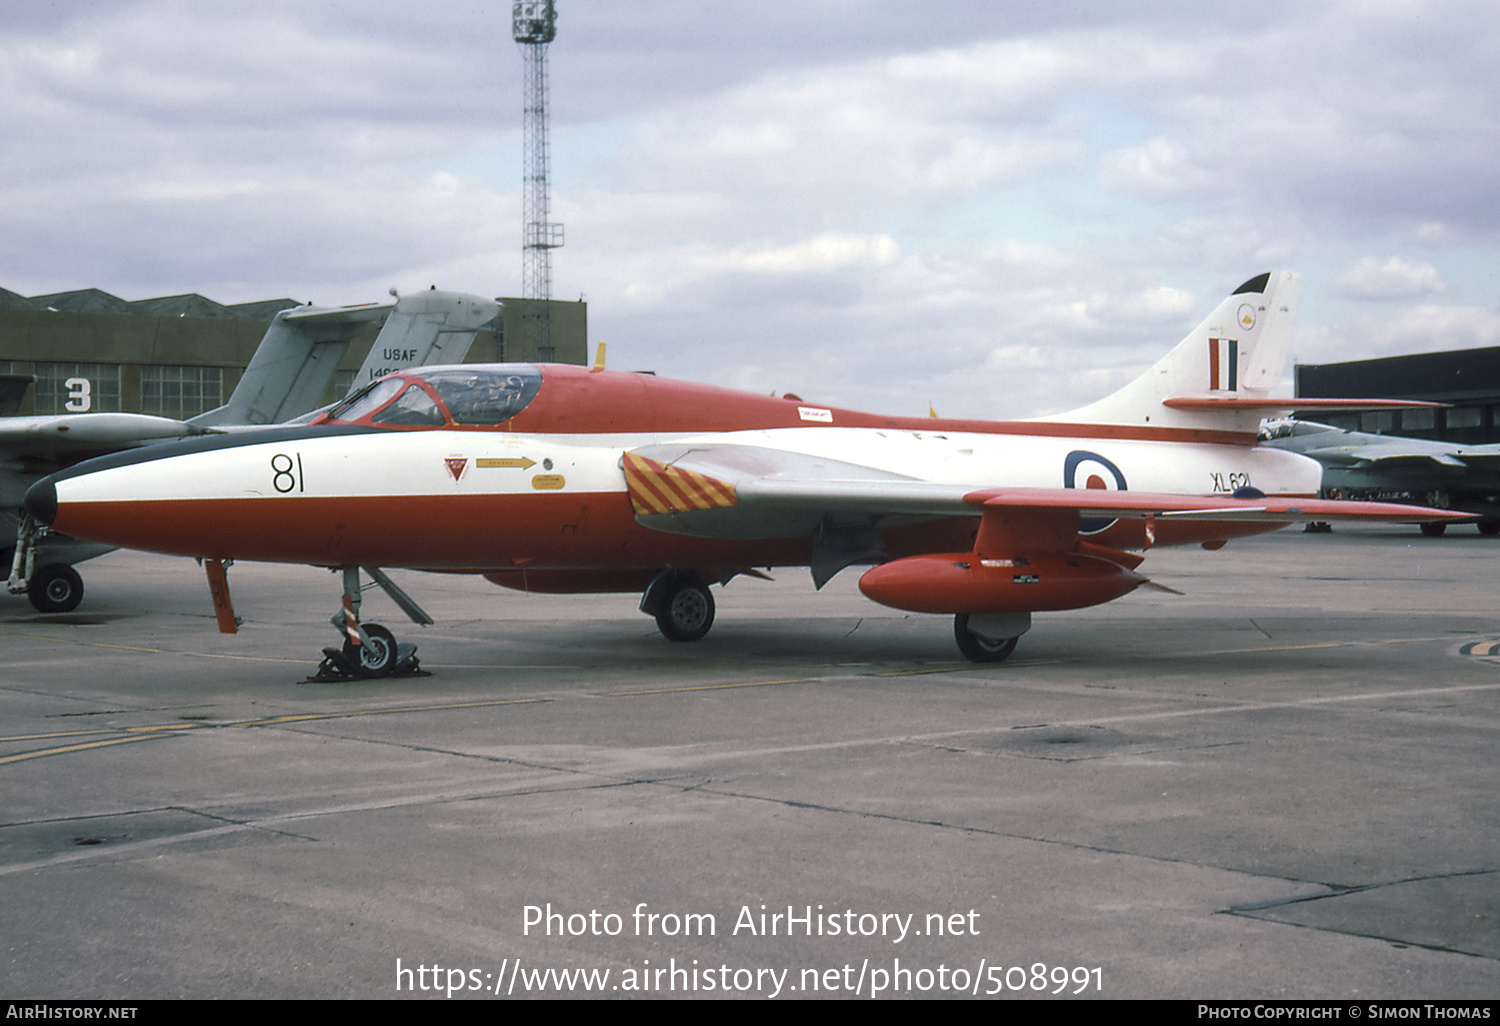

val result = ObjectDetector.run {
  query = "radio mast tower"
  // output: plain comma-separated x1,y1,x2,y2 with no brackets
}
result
513,1,562,360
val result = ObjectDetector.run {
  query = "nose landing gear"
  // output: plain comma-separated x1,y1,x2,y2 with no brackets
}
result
310,567,431,681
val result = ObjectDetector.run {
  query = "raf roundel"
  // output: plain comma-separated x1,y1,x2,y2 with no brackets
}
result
1063,450,1128,535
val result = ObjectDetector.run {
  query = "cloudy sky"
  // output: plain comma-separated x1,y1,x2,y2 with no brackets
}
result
4,0,1499,417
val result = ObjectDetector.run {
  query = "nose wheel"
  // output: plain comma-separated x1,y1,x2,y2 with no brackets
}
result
309,568,428,681
342,623,399,678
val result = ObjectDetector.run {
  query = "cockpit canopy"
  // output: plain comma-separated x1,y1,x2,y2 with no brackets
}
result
326,364,543,428
1259,417,1339,441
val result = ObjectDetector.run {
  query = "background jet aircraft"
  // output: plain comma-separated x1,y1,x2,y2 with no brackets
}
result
1262,418,1500,535
0,374,29,416
26,272,1459,673
4,288,498,611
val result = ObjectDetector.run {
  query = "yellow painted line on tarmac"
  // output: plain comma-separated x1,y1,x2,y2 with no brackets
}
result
1201,635,1461,657
1,728,117,742
0,722,213,744
1,697,546,767
611,662,1024,696
4,630,309,663
190,652,314,665
1,632,76,645
226,697,545,728
0,734,164,766
2,630,162,652
612,660,1063,695
1202,641,1349,655
608,678,808,696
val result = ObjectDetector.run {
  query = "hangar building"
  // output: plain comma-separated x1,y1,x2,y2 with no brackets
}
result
1295,346,1500,444
0,287,586,418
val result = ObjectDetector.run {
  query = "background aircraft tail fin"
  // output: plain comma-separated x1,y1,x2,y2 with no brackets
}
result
190,289,499,427
1039,270,1302,435
189,301,389,427
0,374,32,417
342,289,501,397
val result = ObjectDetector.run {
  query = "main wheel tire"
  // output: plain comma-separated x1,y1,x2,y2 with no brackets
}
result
1420,522,1447,537
954,614,1018,663
343,623,398,678
655,579,715,642
29,563,84,613
1478,519,1500,536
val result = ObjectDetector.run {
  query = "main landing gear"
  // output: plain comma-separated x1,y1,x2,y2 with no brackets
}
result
952,612,1030,664
6,513,95,613
1420,519,1500,537
26,563,85,613
310,567,432,681
641,569,716,642
635,568,1029,663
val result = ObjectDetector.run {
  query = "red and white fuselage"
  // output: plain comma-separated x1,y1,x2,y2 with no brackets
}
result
30,363,1322,573
25,272,1461,659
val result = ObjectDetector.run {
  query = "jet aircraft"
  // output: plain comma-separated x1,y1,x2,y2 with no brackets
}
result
24,272,1459,672
1262,418,1500,536
5,288,498,611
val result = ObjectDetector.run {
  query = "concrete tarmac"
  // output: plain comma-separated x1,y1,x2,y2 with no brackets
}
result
1,524,1496,999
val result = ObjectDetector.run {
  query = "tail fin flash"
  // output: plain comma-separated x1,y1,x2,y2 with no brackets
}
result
1042,271,1302,434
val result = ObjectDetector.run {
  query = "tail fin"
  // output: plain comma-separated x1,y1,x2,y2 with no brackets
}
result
0,374,31,417
1041,271,1302,434
190,289,500,427
190,301,390,427
343,289,501,395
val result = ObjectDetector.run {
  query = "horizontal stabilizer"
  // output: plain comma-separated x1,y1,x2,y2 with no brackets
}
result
280,303,392,325
1164,396,1443,413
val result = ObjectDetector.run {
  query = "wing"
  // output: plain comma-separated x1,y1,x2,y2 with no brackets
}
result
623,443,968,541
0,413,220,463
623,440,1462,589
1330,440,1500,469
1270,425,1500,469
622,442,1460,539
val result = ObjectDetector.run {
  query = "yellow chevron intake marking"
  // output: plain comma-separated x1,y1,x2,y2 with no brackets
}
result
622,453,738,516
